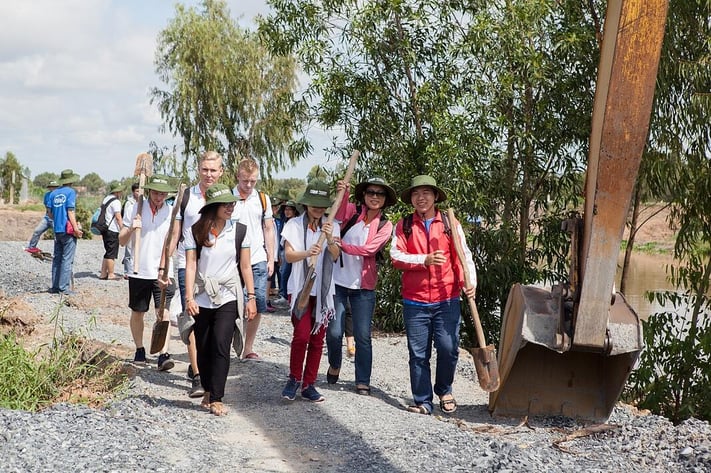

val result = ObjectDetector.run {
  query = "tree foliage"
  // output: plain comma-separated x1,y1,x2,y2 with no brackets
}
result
79,172,105,194
151,0,308,184
0,151,24,204
260,0,600,341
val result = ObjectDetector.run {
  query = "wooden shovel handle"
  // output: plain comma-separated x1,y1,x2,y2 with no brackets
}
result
447,208,487,349
295,150,360,311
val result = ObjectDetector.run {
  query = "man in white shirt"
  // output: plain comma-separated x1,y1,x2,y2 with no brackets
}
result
99,184,124,280
231,157,275,361
172,150,223,396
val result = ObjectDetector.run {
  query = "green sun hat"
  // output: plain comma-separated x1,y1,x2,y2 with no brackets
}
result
297,179,333,208
199,183,238,213
109,184,123,194
143,174,176,193
58,169,80,185
354,176,398,208
400,175,447,204
47,180,59,188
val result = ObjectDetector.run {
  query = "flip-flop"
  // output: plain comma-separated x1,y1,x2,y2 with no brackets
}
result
210,401,229,416
406,404,430,415
243,352,260,361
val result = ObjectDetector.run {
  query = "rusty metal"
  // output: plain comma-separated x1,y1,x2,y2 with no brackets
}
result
489,0,668,421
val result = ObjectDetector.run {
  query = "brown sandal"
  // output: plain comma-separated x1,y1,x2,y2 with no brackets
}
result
439,395,457,414
209,401,229,416
406,404,431,415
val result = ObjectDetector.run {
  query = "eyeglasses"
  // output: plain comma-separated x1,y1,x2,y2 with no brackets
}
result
365,189,387,197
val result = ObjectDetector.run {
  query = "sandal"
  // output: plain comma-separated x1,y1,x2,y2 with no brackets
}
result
326,367,340,385
439,395,457,414
209,401,229,416
406,404,430,415
355,385,371,396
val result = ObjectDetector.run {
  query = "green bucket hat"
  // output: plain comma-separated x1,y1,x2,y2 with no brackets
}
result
400,175,447,204
297,179,333,208
354,176,398,208
58,169,80,185
47,180,59,188
109,184,123,194
270,196,282,206
284,200,301,215
200,183,238,213
143,174,176,193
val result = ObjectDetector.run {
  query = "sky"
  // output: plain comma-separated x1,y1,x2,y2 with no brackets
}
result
0,1,334,183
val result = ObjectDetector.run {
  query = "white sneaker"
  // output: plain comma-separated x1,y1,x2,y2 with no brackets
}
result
271,296,288,307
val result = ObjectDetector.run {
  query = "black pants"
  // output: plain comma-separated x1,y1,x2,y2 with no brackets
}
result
193,300,238,403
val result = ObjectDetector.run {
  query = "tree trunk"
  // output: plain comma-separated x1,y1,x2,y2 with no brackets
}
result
620,184,641,294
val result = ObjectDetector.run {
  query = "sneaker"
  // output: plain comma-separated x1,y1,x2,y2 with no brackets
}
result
301,384,325,403
266,302,276,313
157,353,174,371
188,374,205,398
133,347,146,363
271,296,288,307
281,377,300,401
25,247,41,254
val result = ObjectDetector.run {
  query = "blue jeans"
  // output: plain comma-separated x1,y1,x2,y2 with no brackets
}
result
403,299,461,413
28,216,52,248
278,249,291,299
248,261,268,314
51,233,77,293
122,242,133,276
327,285,375,386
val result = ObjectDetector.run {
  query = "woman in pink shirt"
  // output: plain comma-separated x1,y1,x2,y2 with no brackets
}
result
327,177,396,395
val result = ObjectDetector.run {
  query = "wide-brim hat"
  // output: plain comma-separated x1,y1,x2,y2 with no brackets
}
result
283,200,300,215
400,174,447,204
354,176,397,208
297,179,333,208
58,169,80,185
109,184,123,194
199,183,238,213
47,180,59,188
143,174,176,193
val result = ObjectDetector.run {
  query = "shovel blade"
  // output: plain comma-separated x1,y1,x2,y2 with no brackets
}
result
150,320,170,354
470,345,500,392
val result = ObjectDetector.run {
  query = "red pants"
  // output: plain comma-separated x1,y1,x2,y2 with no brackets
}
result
289,296,326,387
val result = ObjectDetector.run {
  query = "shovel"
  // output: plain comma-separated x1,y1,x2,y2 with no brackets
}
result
149,183,186,354
447,208,500,392
132,152,153,274
293,150,359,316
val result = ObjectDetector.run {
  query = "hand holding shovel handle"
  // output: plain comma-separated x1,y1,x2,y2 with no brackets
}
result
149,183,185,354
447,208,500,392
132,152,153,274
295,150,360,312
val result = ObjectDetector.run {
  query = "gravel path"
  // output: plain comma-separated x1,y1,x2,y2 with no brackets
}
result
1,239,709,472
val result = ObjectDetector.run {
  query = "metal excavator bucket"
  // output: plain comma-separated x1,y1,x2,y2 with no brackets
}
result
488,0,668,422
489,284,642,421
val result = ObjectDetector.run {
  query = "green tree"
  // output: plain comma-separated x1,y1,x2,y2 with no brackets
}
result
624,0,711,423
0,152,24,204
260,0,599,340
151,0,308,184
32,172,59,190
80,172,105,194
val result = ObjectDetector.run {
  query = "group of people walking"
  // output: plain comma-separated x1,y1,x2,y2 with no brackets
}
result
28,153,477,418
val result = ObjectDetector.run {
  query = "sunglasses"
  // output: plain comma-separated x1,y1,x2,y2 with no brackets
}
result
365,189,387,197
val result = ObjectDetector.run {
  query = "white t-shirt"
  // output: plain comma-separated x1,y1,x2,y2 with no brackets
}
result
230,187,272,264
125,199,174,279
183,220,251,309
103,194,123,233
333,219,368,289
176,185,206,269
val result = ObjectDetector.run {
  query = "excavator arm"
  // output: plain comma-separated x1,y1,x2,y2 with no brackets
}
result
489,0,669,421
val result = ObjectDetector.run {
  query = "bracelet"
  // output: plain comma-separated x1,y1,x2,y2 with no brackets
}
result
158,267,165,271
186,298,193,303
246,296,256,301
247,292,255,296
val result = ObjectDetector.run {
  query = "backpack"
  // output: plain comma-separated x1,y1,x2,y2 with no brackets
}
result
193,221,248,287
402,210,451,240
339,206,390,266
90,196,118,235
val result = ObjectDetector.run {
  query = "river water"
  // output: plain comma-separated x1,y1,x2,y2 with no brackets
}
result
615,251,679,320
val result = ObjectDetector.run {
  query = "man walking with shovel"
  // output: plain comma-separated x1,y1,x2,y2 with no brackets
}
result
390,175,477,415
119,174,177,370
